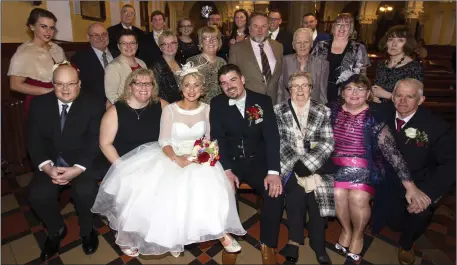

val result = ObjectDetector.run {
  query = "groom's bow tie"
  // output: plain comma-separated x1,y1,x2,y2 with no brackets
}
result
228,98,245,106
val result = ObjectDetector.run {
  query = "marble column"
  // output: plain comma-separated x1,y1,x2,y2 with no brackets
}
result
405,1,424,38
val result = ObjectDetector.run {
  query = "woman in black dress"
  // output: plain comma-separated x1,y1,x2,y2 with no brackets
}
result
373,25,424,102
176,18,199,65
99,68,168,165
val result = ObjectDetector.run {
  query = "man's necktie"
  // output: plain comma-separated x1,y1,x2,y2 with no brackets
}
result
258,42,272,83
102,52,109,68
269,32,273,39
396,118,405,132
57,104,69,167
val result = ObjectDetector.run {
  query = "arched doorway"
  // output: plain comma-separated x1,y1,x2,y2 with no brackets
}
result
189,2,219,30
375,2,406,44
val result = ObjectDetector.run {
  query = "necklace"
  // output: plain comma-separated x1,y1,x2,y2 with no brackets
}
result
132,106,147,120
237,29,245,36
388,54,406,68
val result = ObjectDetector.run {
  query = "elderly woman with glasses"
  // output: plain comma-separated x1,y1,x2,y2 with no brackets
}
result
329,74,430,262
150,30,182,103
312,13,370,103
186,26,226,103
274,72,335,264
105,30,147,105
277,28,329,105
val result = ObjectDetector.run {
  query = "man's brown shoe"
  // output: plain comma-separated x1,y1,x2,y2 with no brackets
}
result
398,247,415,265
222,251,238,264
260,243,276,265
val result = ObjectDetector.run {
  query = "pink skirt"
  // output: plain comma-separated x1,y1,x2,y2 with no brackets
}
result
334,181,375,196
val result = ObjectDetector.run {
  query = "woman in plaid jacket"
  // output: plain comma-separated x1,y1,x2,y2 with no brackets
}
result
274,72,335,264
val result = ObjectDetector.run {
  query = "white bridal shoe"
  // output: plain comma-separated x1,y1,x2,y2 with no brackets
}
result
121,247,140,257
222,235,242,253
170,251,180,258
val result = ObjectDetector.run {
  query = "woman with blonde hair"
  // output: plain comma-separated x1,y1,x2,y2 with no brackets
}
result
92,65,246,258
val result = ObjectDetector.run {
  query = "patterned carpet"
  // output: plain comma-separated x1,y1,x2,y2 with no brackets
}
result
1,172,455,265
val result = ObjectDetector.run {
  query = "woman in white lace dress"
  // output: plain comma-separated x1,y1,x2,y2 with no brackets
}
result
91,65,246,258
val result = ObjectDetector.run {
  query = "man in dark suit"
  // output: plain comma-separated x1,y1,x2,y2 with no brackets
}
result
211,64,283,265
72,23,113,106
107,4,144,57
137,10,165,67
373,78,456,265
268,9,293,55
27,64,104,261
229,12,283,104
302,13,331,48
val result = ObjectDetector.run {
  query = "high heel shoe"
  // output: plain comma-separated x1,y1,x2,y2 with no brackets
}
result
347,252,361,262
170,251,180,258
120,247,139,257
221,235,241,253
334,242,348,255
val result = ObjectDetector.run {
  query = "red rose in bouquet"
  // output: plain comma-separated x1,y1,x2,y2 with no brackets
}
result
197,152,210,163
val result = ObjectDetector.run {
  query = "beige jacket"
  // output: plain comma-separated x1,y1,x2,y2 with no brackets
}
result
104,56,147,103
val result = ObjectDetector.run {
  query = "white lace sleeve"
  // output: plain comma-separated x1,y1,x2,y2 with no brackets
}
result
205,104,211,139
158,104,174,148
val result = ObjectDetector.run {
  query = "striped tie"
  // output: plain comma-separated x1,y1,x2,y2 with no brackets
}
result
258,42,272,83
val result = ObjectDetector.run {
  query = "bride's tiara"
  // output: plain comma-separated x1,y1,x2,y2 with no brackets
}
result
175,61,206,77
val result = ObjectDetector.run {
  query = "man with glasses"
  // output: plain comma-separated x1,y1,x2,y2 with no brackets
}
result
108,4,144,57
72,23,113,106
268,9,293,55
302,13,330,48
27,64,104,261
229,12,283,104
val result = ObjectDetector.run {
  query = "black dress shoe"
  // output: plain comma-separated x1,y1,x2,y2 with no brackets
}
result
40,226,67,261
82,228,99,255
316,254,332,265
279,244,299,264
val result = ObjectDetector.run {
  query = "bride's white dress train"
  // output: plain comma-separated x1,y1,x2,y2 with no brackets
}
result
91,103,246,255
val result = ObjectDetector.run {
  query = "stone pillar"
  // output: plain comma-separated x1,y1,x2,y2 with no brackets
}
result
287,1,314,33
405,1,424,39
358,14,377,45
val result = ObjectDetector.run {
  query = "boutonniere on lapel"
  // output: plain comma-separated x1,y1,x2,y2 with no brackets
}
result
404,128,428,147
246,104,264,126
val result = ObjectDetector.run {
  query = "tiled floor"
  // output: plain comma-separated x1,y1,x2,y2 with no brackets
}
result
2,172,455,265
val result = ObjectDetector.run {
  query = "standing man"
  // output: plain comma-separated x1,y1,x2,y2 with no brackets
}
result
72,23,113,106
373,79,456,265
27,64,104,261
302,13,330,48
268,9,293,55
138,10,165,66
107,4,143,57
211,64,283,265
229,12,283,104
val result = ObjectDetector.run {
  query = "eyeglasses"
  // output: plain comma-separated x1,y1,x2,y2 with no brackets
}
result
335,23,350,29
294,41,310,47
53,82,78,89
160,42,178,47
119,41,137,46
89,33,108,39
133,82,153,87
344,87,367,94
290,84,312,91
203,36,218,43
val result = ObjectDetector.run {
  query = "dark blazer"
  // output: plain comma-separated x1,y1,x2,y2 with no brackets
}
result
27,92,104,175
313,31,331,48
107,23,144,58
210,89,280,173
275,28,294,55
387,106,456,203
71,47,107,105
137,32,162,67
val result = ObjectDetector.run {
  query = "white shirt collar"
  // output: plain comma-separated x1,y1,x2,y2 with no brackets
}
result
312,29,317,41
91,46,111,57
153,29,164,36
228,90,247,105
395,111,416,126
57,99,73,112
269,27,280,39
121,23,132,30
250,38,269,48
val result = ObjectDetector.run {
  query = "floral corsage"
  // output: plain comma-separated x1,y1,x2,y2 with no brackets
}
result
404,128,428,147
188,138,220,166
246,104,264,126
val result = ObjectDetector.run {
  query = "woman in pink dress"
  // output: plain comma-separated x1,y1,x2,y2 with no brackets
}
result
8,8,66,116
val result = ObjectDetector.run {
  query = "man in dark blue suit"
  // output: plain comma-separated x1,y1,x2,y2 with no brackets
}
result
302,13,331,48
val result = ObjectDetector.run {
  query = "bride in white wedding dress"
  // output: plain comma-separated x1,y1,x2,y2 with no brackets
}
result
92,67,246,257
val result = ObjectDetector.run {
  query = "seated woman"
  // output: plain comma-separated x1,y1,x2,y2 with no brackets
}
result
187,26,227,104
274,72,335,264
277,28,329,105
92,65,246,257
8,8,66,116
150,30,182,103
373,25,424,102
330,74,430,262
105,30,147,105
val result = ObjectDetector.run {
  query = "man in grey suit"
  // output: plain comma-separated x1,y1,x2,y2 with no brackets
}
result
229,12,283,104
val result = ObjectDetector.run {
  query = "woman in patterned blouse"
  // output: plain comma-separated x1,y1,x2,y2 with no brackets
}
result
373,25,424,102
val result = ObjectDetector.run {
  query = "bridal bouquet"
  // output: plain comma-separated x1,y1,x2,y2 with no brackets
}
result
188,138,220,166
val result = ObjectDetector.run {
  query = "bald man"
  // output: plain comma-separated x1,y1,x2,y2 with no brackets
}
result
27,65,104,261
72,22,113,106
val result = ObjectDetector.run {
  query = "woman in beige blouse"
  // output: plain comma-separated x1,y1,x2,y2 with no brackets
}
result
105,30,147,105
277,28,329,105
8,8,66,115
186,26,226,103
